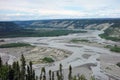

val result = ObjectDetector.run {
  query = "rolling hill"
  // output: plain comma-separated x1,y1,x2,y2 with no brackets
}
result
0,18,120,41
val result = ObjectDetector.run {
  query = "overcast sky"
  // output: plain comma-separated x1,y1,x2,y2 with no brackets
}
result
0,0,120,21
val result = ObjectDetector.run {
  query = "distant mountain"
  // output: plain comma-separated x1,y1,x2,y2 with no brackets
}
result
0,22,24,37
14,18,120,29
0,18,120,40
99,19,120,41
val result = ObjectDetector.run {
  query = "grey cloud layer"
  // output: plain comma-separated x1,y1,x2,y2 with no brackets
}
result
0,0,120,20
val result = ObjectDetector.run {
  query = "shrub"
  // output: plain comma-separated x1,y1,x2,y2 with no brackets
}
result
0,43,31,48
116,62,120,67
42,57,54,63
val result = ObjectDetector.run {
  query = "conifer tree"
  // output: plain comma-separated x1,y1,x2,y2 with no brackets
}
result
8,69,15,80
49,70,51,80
29,61,33,75
52,72,54,80
0,57,2,68
90,76,95,80
32,70,35,80
56,71,60,80
40,67,46,80
73,76,77,80
68,65,72,80
27,65,30,80
59,64,63,80
42,67,46,80
79,74,86,80
36,76,38,80
20,54,26,80
16,61,20,80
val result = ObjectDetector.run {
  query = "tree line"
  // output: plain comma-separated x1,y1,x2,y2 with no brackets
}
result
0,54,95,80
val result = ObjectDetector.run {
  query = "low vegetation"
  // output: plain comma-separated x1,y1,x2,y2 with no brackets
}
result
99,34,120,41
42,57,54,63
110,46,120,53
0,43,32,48
70,39,89,43
0,28,87,38
104,45,120,53
117,62,120,67
99,21,120,42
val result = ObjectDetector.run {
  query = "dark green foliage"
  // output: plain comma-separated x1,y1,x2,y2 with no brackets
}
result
0,57,2,68
40,67,46,80
0,29,86,38
0,43,32,48
59,64,63,80
70,39,89,43
116,62,120,67
14,18,120,29
0,21,86,38
90,76,95,80
79,75,87,80
0,55,95,80
56,71,60,80
52,72,54,80
0,22,25,38
0,18,120,38
0,55,36,80
0,64,9,80
8,69,15,80
99,19,120,42
110,45,120,52
21,54,26,80
68,65,72,80
99,34,120,41
49,70,52,80
104,45,120,53
42,57,54,63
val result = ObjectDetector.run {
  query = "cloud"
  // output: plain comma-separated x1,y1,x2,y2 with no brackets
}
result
0,0,120,21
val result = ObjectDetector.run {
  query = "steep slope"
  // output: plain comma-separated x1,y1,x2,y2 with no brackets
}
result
99,19,120,41
0,21,86,38
14,18,120,29
0,18,120,39
0,22,24,37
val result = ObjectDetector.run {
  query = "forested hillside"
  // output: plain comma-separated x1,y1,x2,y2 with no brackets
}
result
14,18,120,29
0,22,22,33
0,22,86,38
99,19,120,41
0,18,120,40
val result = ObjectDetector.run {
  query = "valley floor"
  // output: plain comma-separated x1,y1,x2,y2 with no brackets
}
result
0,29,120,80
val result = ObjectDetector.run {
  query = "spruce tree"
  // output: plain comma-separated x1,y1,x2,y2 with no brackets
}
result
90,76,95,80
29,61,33,76
49,70,51,80
68,65,72,80
40,67,46,80
59,64,63,80
56,71,60,80
42,67,46,80
52,72,54,80
0,57,2,68
79,75,86,80
32,70,35,80
16,61,20,80
20,54,26,80
8,69,15,80
27,65,30,80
